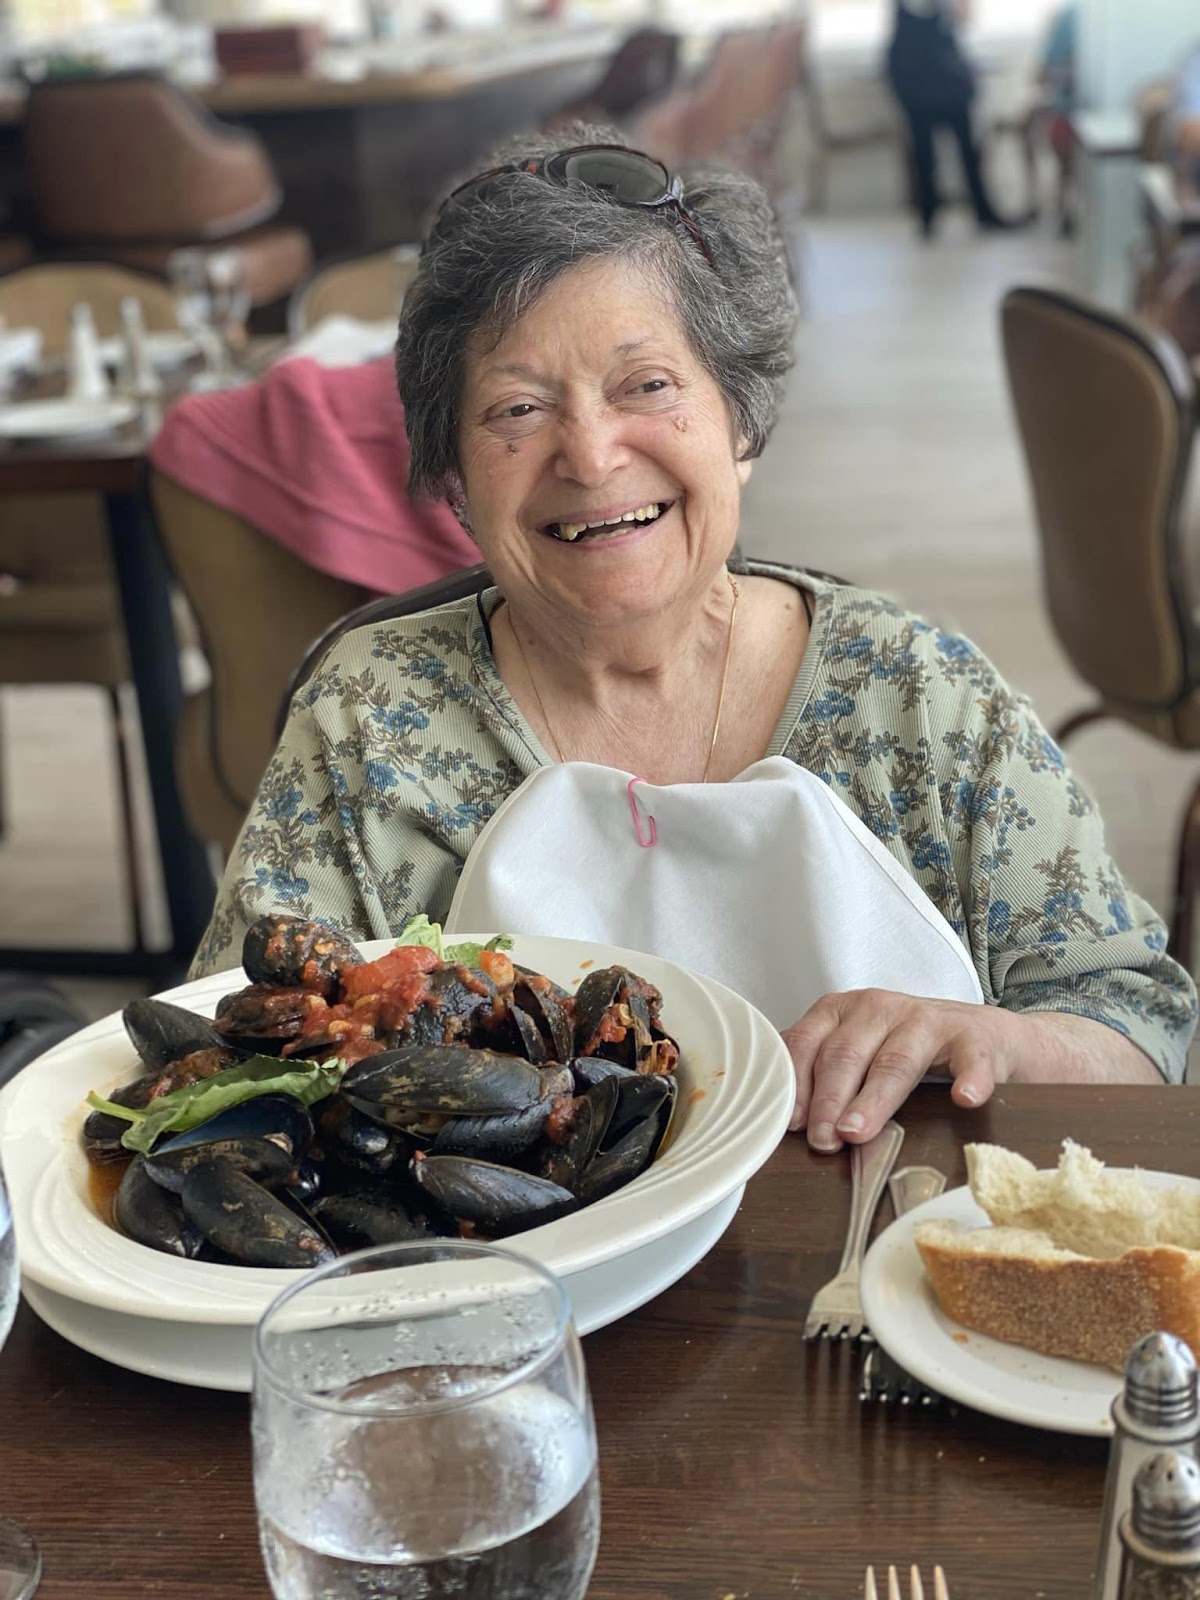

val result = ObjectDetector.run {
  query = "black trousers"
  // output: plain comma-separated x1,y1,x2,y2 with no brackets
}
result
893,94,999,228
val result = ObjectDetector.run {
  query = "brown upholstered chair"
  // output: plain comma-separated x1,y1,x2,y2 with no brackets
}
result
0,264,182,952
1000,285,1200,968
150,470,371,857
24,74,311,309
288,246,419,340
553,27,680,127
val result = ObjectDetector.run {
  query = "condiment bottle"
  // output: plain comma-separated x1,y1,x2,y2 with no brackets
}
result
1118,1451,1200,1599
66,302,110,404
1095,1334,1200,1600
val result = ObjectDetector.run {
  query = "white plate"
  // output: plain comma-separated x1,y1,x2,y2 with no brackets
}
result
20,1187,743,1392
0,933,791,1331
0,397,137,440
859,1174,1200,1436
97,330,196,371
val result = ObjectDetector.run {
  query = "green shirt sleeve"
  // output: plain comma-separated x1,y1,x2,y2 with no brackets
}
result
948,681,1196,1082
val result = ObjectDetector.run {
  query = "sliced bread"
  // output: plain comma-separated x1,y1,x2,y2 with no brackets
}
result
913,1142,1200,1371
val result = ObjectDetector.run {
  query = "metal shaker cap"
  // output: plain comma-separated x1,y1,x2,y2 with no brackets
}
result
1125,1333,1199,1427
1132,1452,1200,1550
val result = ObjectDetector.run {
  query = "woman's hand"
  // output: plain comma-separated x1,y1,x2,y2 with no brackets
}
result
782,989,1162,1153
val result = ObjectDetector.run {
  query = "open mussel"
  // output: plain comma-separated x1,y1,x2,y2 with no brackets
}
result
573,966,678,1074
316,1097,411,1182
143,1095,312,1194
513,967,575,1063
114,1158,208,1259
214,984,327,1054
242,913,363,999
411,1153,577,1237
83,1043,243,1165
399,965,499,1047
180,1156,335,1268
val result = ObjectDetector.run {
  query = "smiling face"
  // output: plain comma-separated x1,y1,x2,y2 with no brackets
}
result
457,256,751,633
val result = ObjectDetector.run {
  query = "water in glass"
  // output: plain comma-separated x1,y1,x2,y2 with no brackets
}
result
253,1241,600,1600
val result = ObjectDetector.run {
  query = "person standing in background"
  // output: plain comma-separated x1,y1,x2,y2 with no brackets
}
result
1035,3,1078,235
885,0,1018,238
1168,41,1200,197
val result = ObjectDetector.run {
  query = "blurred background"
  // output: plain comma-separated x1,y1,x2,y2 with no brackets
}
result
2,0,1199,1060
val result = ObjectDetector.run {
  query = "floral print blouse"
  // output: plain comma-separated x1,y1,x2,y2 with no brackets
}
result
193,569,1198,1081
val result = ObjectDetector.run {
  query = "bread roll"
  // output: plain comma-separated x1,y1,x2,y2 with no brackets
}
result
914,1141,1200,1372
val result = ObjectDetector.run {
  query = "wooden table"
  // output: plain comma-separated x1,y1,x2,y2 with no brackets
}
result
3,1082,1193,1599
0,392,215,979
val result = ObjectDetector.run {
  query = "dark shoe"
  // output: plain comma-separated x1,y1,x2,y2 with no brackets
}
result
976,207,1037,233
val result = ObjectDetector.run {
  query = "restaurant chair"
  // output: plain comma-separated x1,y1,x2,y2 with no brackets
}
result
0,974,82,1090
287,246,419,340
149,470,371,859
1000,284,1200,970
0,264,182,955
23,73,312,312
552,27,680,126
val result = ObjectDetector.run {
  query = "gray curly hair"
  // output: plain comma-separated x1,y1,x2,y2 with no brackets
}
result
395,123,798,500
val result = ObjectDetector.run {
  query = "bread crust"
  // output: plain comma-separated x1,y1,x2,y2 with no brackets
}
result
916,1223,1200,1372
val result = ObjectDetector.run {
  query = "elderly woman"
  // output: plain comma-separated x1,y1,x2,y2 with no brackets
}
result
194,128,1196,1155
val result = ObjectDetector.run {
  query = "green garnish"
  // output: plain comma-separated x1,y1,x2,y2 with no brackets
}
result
397,915,513,969
87,1054,347,1156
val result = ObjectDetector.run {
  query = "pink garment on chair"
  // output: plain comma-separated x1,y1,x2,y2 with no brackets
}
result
148,354,479,594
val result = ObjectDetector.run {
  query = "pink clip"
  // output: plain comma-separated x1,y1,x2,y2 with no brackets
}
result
626,777,657,849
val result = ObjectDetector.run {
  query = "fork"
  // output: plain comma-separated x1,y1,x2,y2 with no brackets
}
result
804,1119,905,1339
860,1165,948,1405
865,1565,950,1600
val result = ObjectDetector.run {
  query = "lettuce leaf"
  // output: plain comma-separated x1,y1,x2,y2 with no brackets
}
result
396,915,512,970
86,1054,348,1156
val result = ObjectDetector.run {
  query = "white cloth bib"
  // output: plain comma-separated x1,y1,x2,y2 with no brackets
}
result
445,757,982,1029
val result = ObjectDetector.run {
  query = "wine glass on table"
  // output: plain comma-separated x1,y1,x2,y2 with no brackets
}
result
0,1162,42,1600
252,1239,600,1600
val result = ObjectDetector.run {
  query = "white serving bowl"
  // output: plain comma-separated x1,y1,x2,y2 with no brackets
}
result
0,934,793,1336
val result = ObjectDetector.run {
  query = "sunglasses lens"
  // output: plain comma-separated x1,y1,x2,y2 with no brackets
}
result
549,148,671,205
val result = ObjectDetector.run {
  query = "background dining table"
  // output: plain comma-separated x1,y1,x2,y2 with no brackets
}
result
2,1080,1195,1599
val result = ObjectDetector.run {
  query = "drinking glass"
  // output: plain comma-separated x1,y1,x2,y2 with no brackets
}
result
0,1164,42,1600
252,1240,600,1600
167,248,226,391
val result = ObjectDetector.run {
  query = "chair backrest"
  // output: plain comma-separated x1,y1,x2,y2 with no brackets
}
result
278,556,843,738
288,246,419,339
1001,285,1198,710
0,261,177,358
591,28,680,118
150,469,371,826
25,73,279,243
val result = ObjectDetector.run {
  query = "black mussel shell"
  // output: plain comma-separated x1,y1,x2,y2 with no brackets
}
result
123,998,227,1072
431,1100,550,1166
316,1097,412,1181
411,1154,577,1238
578,1111,666,1207
180,1157,335,1269
605,1074,673,1150
311,1187,449,1250
145,1134,296,1195
285,1156,325,1207
343,1044,549,1117
114,1158,208,1259
573,966,656,1069
213,984,326,1053
569,1057,636,1092
513,969,575,1063
241,913,363,999
392,967,496,1049
541,1076,621,1194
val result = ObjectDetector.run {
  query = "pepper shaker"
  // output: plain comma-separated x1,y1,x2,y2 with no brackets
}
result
1118,1451,1200,1599
1095,1334,1200,1600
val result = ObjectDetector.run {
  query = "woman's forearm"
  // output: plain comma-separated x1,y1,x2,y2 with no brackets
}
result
1008,1010,1167,1084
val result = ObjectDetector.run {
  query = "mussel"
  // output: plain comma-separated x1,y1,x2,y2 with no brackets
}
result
123,997,229,1073
142,1095,312,1194
180,1156,335,1268
343,1045,558,1120
311,1187,449,1250
242,913,363,999
114,1158,208,1259
214,984,327,1053
411,1154,577,1237
573,966,678,1074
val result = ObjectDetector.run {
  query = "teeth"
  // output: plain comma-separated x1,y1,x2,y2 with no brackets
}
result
554,503,662,541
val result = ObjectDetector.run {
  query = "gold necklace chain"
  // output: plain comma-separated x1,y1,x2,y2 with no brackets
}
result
507,575,741,783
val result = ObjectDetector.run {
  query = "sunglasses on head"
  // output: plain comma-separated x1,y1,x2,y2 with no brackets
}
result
430,143,715,269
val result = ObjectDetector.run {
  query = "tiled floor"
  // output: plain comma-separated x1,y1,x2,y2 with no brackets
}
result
4,193,1198,1077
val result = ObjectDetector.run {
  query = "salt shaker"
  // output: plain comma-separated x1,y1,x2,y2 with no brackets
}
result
115,297,161,400
1118,1451,1200,1599
66,302,110,403
1095,1335,1200,1600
